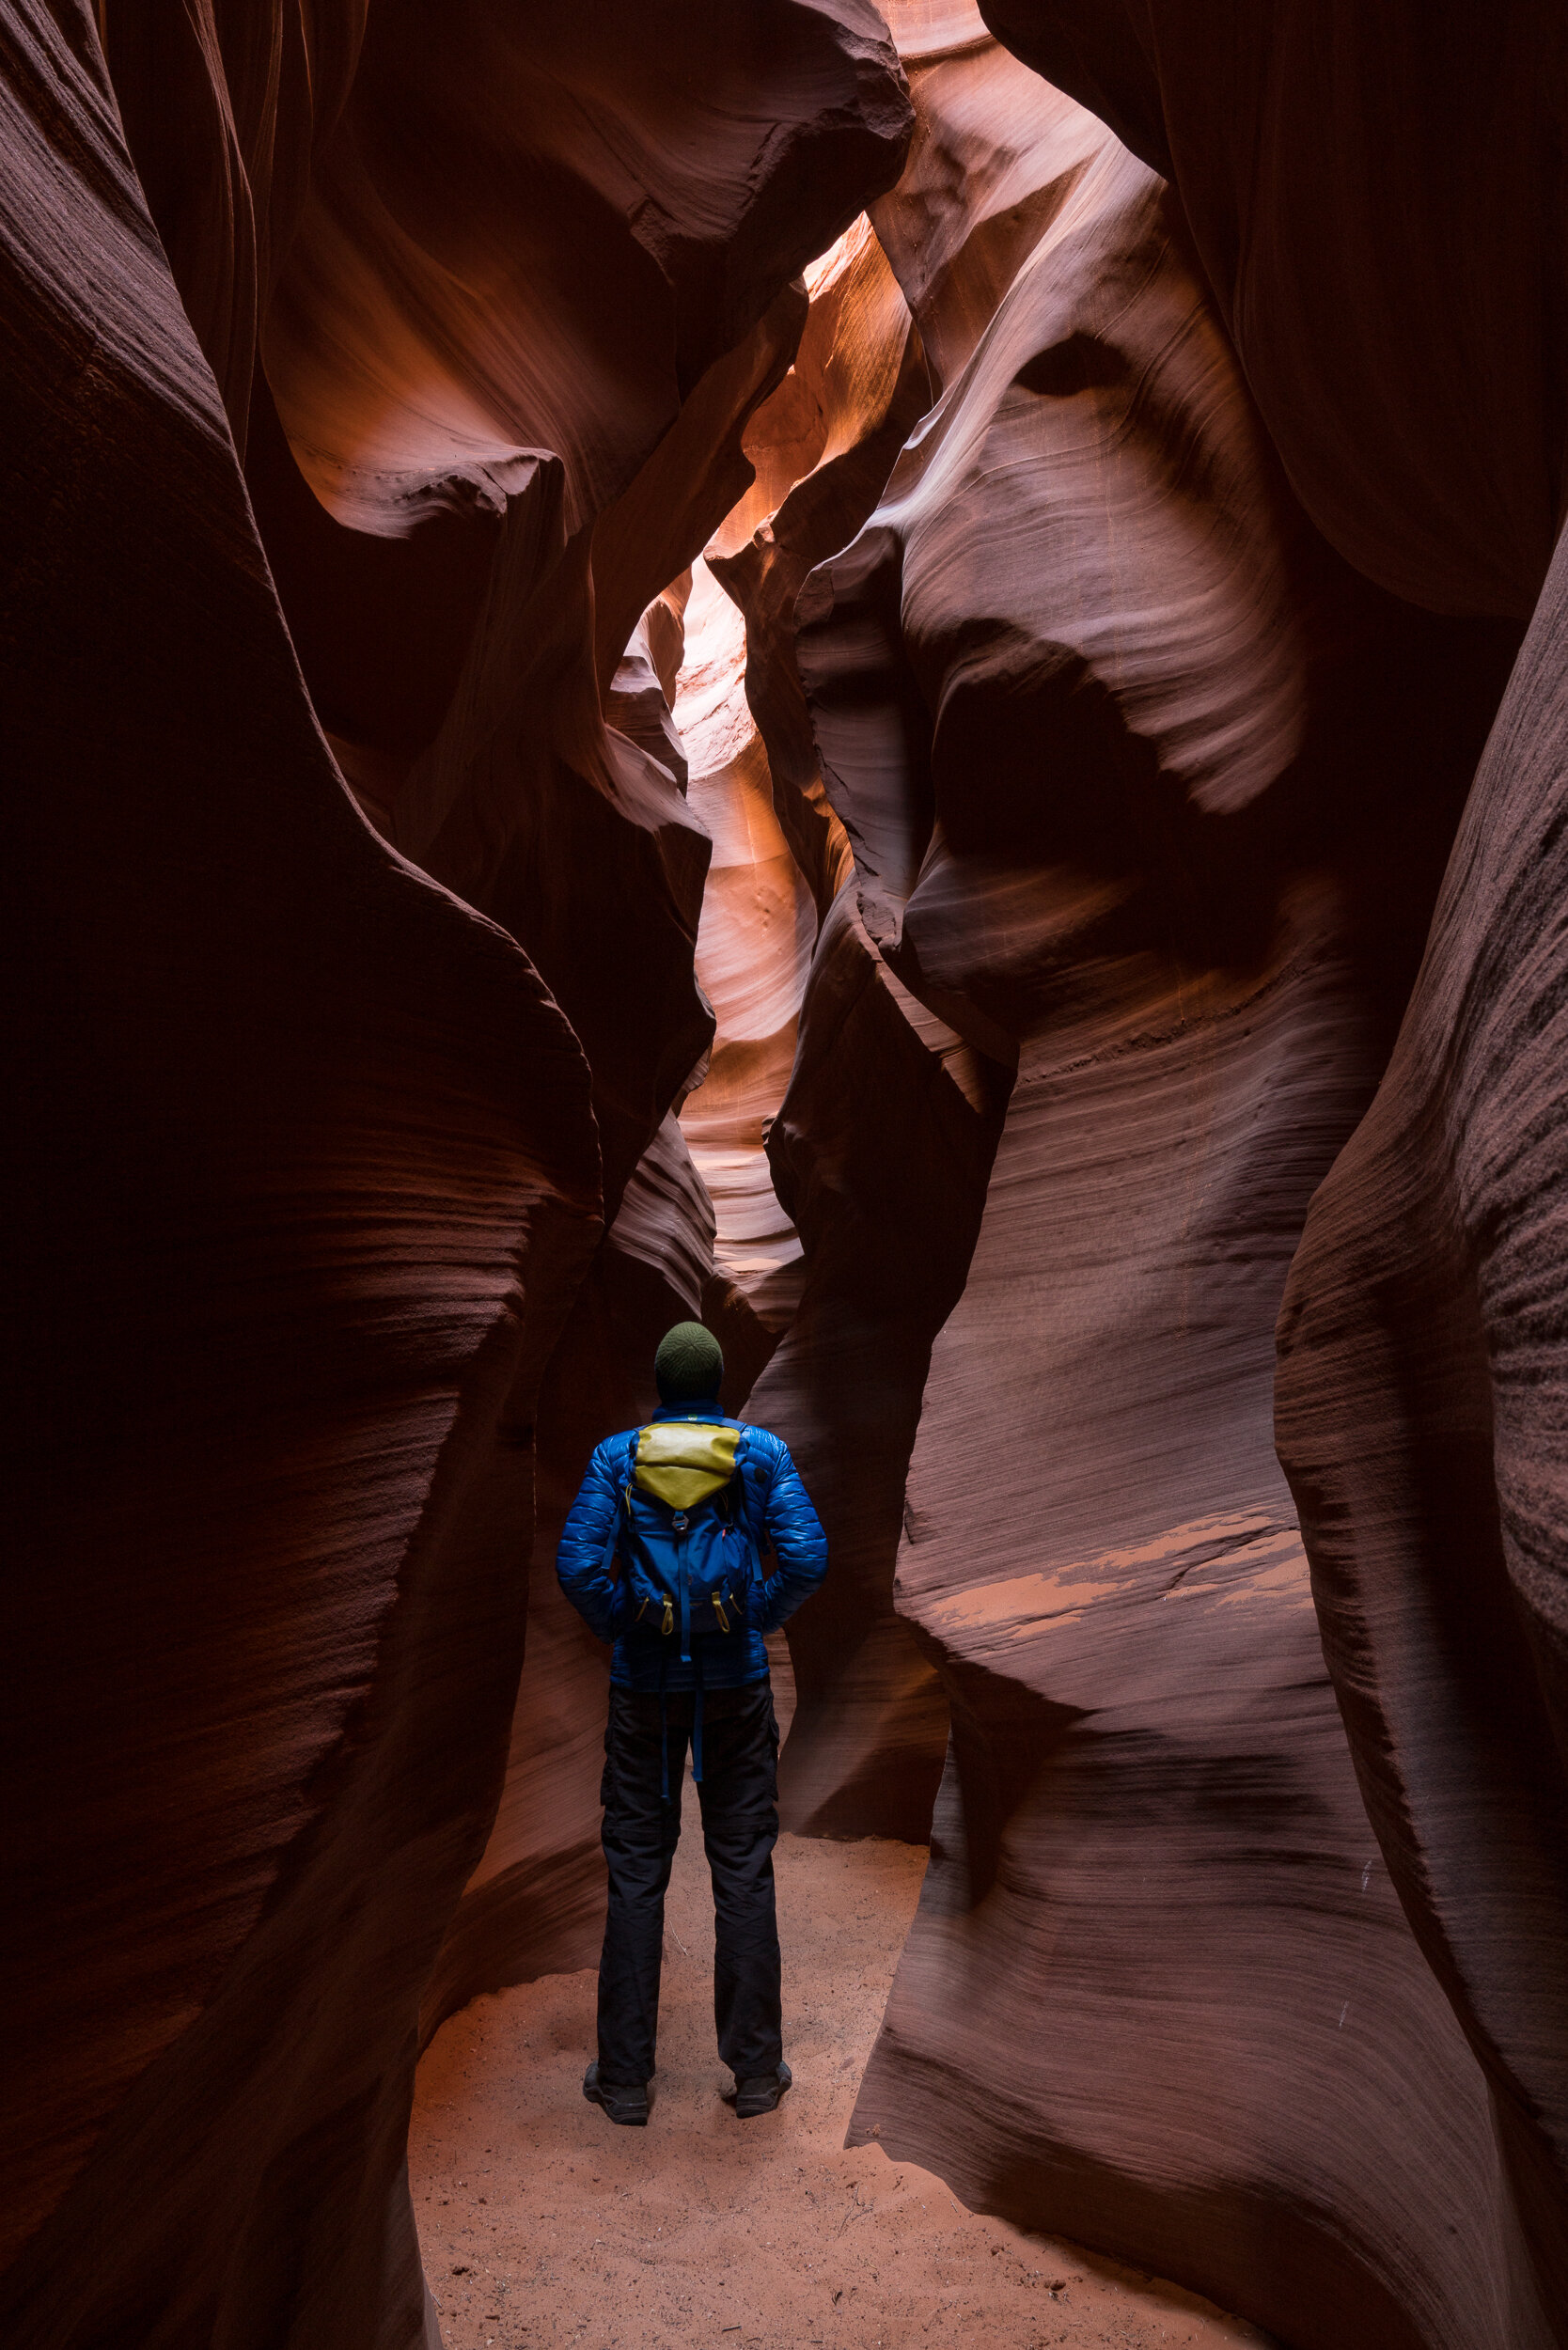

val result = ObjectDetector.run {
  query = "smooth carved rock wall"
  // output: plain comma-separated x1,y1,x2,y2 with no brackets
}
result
108,0,937,1891
676,560,813,1351
1275,540,1568,2345
800,25,1534,2347
0,9,599,2348
271,1,908,2033
14,5,1561,2347
755,887,1005,1838
109,0,914,1207
973,2,1568,2335
340,12,908,2023
3,0,917,2338
402,5,916,2009
99,0,368,455
710,213,931,918
978,0,1568,625
255,0,914,1212
702,200,986,1839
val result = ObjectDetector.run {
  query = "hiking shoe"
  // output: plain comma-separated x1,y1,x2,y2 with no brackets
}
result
583,2061,649,2126
733,2060,792,2119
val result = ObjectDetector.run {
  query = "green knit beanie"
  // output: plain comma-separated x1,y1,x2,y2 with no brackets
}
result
654,1320,724,1404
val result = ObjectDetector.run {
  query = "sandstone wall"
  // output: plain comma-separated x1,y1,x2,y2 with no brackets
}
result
961,1,1568,2333
9,5,1567,2346
0,2,913,2339
806,17,1545,2347
0,9,598,2344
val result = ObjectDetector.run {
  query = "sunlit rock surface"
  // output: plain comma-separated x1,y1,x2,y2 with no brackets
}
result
367,4,914,2046
966,2,1568,2335
805,19,1541,2348
694,199,981,1839
310,0,913,2056
0,2,912,2343
677,560,813,1351
980,0,1568,625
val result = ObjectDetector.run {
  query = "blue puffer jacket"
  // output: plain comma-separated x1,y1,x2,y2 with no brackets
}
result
556,1402,827,1691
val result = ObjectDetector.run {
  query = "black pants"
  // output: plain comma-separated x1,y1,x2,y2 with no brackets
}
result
596,1681,781,2087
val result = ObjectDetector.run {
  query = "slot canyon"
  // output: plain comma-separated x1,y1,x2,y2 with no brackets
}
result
3,2,1566,2346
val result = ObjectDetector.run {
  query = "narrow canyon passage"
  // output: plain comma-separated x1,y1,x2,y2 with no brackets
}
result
7,6,1568,2350
411,1817,1271,2350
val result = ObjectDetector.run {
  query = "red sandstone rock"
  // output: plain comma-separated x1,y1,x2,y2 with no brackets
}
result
711,213,930,916
390,480,715,1216
269,2,917,1213
752,887,1005,1840
0,10,599,2347
355,6,913,2049
108,0,915,1212
263,0,913,536
14,3,1564,2346
971,2,1568,2332
677,557,813,1346
423,1114,719,2038
1277,532,1568,2344
1,2,916,2342
99,0,367,453
697,210,977,1838
979,0,1568,622
797,25,1535,2346
345,16,911,2055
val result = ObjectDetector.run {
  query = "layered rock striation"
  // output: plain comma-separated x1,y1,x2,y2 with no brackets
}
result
2,1,913,2341
9,3,1568,2347
955,2,1568,2334
807,17,1542,2348
0,8,599,2344
709,205,993,1840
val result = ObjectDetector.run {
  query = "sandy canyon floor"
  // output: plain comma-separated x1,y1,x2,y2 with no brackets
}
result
411,1811,1273,2350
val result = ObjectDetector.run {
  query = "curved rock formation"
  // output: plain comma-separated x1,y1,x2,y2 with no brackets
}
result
968,2,1568,2334
2,0,916,2340
711,212,931,914
978,0,1568,623
701,202,986,1840
795,20,1537,2346
331,8,913,2045
757,885,1005,1838
275,0,912,2058
422,1114,718,2033
0,9,599,2345
14,3,1567,2346
1275,462,1568,2350
677,559,813,1355
98,0,368,453
108,0,916,1208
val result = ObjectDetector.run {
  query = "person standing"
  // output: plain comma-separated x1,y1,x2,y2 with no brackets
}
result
556,1321,827,2126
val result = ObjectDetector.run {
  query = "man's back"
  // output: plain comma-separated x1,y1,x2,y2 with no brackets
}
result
557,1402,828,1691
555,1321,828,2128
